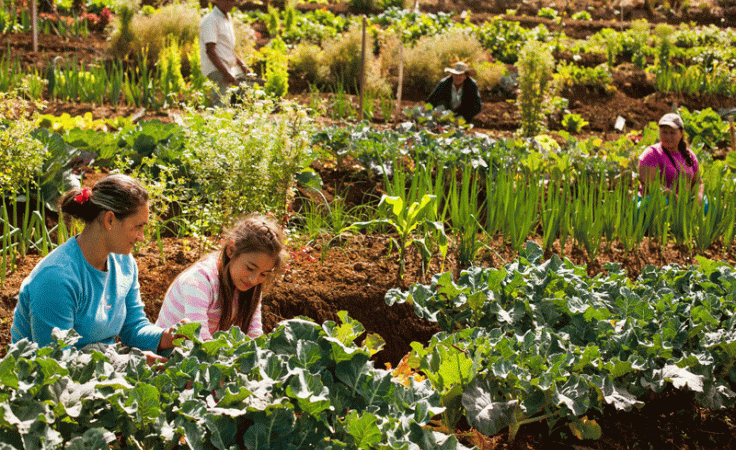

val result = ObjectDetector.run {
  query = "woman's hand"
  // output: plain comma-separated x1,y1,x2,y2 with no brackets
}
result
157,318,191,352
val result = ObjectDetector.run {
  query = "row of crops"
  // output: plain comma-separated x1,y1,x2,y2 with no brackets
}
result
2,244,735,447
3,92,736,277
4,1,736,123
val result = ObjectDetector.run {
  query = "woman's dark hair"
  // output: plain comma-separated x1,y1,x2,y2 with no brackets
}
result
59,174,149,223
217,213,286,333
677,135,694,167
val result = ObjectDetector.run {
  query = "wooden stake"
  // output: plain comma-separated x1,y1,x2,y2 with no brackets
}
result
394,30,404,122
729,115,735,154
359,16,366,122
32,0,38,52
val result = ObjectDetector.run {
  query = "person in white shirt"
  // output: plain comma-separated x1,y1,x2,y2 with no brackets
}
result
199,0,250,106
426,62,482,123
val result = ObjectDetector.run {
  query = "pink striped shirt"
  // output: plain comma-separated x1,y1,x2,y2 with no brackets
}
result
155,253,263,340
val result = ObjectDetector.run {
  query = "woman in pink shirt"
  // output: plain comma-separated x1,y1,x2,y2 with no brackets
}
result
638,113,704,204
156,214,285,340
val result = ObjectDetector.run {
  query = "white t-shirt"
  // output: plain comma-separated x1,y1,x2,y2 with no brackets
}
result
199,6,237,78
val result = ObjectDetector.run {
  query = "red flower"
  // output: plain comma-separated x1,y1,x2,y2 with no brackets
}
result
74,188,92,204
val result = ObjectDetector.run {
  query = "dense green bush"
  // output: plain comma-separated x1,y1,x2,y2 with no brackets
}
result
0,115,46,193
517,41,554,137
288,43,326,85
173,96,316,221
109,2,200,62
319,24,390,96
402,28,487,97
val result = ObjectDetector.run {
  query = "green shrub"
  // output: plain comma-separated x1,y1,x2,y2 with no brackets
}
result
537,7,558,20
187,37,206,91
628,20,650,69
109,2,199,62
264,38,289,98
107,0,138,59
289,43,327,85
158,36,185,103
266,5,280,37
517,40,554,137
654,23,675,73
402,27,487,97
474,60,507,92
320,24,390,97
561,113,589,134
233,21,258,69
0,114,46,192
165,98,316,222
572,11,592,20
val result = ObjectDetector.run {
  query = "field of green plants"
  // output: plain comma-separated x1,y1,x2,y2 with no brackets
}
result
2,0,736,448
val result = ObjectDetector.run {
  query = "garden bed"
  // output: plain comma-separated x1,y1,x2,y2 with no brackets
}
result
2,0,736,448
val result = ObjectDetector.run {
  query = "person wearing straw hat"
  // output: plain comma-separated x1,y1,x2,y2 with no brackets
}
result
426,61,482,123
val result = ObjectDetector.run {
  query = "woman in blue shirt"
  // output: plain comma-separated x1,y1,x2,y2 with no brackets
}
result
11,174,180,363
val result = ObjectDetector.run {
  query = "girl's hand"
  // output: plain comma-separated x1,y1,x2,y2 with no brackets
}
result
144,351,168,369
158,318,191,351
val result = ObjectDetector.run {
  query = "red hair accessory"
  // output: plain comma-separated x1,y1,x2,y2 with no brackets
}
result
74,188,92,204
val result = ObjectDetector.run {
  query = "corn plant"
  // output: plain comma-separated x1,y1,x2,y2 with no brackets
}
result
342,194,447,281
379,92,394,123
330,79,354,120
108,60,124,107
0,195,18,285
20,72,45,100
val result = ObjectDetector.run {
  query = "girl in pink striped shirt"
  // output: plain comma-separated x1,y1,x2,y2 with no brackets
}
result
156,214,285,340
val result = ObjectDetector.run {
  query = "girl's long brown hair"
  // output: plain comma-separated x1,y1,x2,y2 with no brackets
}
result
216,214,285,333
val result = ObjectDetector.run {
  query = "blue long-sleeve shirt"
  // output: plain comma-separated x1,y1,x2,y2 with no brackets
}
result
11,236,164,352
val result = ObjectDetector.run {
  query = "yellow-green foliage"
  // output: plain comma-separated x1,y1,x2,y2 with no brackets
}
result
517,40,554,137
188,37,206,90
264,38,289,98
0,114,45,192
159,36,185,95
109,2,199,61
402,28,487,96
474,60,507,92
289,43,327,84
266,5,280,37
233,21,257,69
320,24,390,97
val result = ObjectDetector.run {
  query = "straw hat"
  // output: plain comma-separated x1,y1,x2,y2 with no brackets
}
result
444,62,471,75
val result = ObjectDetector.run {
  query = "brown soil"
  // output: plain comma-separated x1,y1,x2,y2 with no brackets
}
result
3,1,736,448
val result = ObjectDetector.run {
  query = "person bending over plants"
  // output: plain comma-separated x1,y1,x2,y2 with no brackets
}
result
426,61,482,123
156,214,286,340
11,174,182,365
638,112,705,205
